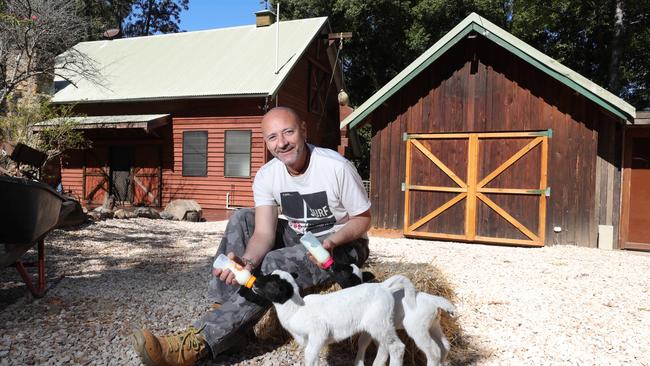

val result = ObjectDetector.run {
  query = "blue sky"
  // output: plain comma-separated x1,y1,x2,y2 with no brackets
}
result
180,0,266,31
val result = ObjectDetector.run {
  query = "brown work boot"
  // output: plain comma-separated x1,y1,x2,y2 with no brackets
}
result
132,325,209,366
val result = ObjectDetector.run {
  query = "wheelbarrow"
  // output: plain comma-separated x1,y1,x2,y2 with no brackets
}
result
0,175,64,297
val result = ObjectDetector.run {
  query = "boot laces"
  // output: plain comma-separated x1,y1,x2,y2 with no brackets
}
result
164,325,206,362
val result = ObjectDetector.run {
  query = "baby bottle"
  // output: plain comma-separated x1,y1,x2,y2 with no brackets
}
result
300,231,334,269
213,254,256,288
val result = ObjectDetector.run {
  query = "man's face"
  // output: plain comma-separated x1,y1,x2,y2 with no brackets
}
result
261,109,307,171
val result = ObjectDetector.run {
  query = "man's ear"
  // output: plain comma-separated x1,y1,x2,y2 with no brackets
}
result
291,272,299,279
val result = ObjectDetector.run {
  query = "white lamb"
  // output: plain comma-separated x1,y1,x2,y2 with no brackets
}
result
252,270,415,366
355,280,456,366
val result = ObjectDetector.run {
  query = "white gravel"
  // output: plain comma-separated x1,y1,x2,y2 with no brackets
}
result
1,218,649,366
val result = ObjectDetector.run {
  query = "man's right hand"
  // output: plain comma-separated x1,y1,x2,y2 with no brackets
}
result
212,252,239,286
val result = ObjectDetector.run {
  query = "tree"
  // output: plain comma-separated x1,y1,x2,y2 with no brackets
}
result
76,0,134,40
277,0,509,106
511,0,650,109
0,0,100,112
123,0,189,37
0,100,89,179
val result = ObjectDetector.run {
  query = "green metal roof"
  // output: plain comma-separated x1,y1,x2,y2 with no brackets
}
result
341,13,636,129
52,17,328,103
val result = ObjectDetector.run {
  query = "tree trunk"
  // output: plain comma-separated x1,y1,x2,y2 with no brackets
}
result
608,0,624,95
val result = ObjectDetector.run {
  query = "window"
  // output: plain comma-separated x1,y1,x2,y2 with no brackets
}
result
225,130,252,177
182,131,208,176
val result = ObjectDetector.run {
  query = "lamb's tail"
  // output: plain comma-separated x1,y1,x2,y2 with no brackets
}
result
430,295,457,317
381,275,417,310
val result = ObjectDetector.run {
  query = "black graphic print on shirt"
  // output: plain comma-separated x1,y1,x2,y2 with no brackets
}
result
280,191,336,235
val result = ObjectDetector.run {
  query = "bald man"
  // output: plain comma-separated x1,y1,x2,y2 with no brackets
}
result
132,107,371,366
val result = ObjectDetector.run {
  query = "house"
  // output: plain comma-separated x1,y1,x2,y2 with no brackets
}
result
45,13,346,220
340,13,641,249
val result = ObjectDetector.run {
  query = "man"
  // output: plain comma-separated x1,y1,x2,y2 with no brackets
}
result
132,107,371,366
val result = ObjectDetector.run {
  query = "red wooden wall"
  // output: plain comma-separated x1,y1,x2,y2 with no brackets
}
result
163,116,265,210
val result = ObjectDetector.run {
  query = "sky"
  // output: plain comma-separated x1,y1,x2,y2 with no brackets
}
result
180,0,268,31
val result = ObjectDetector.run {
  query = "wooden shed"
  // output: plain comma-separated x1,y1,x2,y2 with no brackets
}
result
46,15,346,220
341,13,638,248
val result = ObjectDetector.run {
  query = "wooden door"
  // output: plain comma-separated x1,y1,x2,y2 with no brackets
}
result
132,145,162,207
404,131,550,246
620,128,650,251
83,146,110,205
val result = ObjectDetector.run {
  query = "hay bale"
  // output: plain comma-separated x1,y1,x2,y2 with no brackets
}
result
252,260,477,365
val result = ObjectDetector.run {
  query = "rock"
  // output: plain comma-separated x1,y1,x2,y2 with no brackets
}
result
92,206,113,220
133,207,160,219
113,209,136,219
56,198,87,228
185,211,201,222
159,211,174,220
163,199,202,221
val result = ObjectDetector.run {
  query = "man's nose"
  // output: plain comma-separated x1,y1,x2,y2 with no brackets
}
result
277,134,288,147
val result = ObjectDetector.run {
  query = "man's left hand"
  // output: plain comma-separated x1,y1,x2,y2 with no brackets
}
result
306,238,335,269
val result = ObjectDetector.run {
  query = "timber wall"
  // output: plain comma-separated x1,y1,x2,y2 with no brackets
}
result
368,36,622,247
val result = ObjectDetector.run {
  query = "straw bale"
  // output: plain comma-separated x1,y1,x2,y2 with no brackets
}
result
252,260,478,365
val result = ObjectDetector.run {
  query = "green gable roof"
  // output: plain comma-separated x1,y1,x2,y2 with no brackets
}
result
341,13,636,129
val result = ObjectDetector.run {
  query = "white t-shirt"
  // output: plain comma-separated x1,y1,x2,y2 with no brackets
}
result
253,145,371,237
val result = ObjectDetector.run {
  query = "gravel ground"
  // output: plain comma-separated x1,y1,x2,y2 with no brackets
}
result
1,218,649,366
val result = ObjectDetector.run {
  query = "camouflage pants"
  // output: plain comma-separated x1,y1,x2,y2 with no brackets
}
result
195,208,369,357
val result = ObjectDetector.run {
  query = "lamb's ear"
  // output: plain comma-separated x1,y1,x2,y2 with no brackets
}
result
291,272,299,279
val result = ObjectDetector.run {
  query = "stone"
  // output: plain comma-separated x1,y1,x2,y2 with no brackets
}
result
92,207,114,220
133,207,160,219
86,211,102,221
163,199,202,221
113,209,136,219
159,211,174,220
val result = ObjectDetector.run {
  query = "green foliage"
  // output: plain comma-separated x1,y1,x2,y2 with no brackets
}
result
277,0,510,106
76,0,190,39
0,100,89,167
277,0,650,180
124,0,189,36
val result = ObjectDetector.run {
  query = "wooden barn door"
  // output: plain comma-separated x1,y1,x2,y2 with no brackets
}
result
132,144,162,207
620,128,650,251
83,146,110,205
403,131,550,246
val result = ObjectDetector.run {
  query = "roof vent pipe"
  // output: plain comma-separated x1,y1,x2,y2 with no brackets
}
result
274,1,280,75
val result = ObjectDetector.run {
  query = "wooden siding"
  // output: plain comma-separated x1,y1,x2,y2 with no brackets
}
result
60,149,85,199
368,36,622,247
163,116,265,210
275,39,341,151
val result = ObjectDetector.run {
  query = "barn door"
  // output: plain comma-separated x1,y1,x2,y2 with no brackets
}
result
620,128,650,251
83,146,110,205
403,131,550,246
132,145,162,207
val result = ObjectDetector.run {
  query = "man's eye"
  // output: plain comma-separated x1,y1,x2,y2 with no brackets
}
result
266,135,276,142
283,129,294,135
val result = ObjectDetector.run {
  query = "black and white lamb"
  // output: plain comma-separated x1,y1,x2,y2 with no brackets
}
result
252,270,414,366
